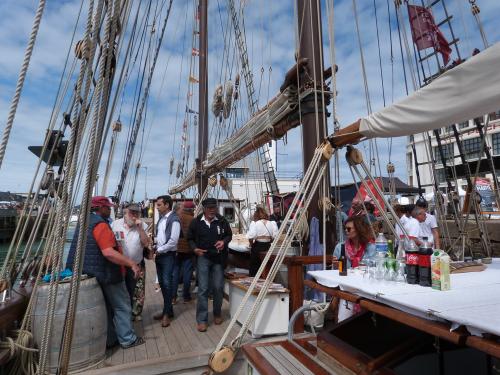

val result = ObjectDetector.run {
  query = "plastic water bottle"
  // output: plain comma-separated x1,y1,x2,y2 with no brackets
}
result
375,233,388,253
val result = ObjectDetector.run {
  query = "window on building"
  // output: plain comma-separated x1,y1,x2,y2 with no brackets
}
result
473,116,484,126
492,133,500,155
445,125,454,134
435,168,446,184
462,137,482,160
434,143,454,164
458,121,469,129
225,168,245,178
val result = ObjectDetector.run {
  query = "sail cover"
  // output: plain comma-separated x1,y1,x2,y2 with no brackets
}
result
359,42,500,138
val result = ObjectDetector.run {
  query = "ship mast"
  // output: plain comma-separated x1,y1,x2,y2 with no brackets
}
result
296,0,329,222
197,0,208,195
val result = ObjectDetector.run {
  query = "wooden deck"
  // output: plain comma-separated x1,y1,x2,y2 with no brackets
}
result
91,260,240,373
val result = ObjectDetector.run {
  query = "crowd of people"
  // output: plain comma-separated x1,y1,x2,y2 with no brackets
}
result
65,190,440,350
65,195,287,349
335,196,441,266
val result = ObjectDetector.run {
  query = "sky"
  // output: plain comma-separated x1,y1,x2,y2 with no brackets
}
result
0,0,498,201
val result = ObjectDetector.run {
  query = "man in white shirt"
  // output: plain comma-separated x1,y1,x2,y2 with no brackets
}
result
416,199,441,248
111,204,149,318
393,204,408,245
153,195,180,327
406,206,424,246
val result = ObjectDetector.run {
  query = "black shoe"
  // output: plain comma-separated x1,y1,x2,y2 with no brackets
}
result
121,336,145,349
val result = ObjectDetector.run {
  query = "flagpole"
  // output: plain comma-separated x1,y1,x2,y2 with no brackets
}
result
198,0,208,196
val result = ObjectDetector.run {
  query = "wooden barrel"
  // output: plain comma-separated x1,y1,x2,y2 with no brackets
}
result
32,277,107,373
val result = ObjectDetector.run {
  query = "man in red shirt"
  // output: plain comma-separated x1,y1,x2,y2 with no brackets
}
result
66,196,144,349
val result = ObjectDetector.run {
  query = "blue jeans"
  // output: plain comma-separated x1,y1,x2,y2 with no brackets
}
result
100,280,137,347
196,255,224,324
156,252,176,317
173,254,193,301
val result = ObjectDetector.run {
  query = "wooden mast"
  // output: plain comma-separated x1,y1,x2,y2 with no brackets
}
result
197,0,209,196
296,0,330,227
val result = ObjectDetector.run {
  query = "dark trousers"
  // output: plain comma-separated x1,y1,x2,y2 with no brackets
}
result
249,241,271,277
173,253,193,301
155,252,176,317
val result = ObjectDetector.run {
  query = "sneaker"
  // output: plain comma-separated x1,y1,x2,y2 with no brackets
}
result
121,336,145,349
197,323,208,332
214,316,223,325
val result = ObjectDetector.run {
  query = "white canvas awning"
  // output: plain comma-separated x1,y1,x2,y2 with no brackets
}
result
359,42,500,138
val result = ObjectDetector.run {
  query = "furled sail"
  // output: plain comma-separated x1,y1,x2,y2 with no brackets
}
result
359,42,500,138
169,86,313,194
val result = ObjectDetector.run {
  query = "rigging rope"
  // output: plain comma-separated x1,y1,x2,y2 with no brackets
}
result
0,0,47,170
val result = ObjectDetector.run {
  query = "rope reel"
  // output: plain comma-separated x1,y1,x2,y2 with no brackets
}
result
219,174,228,189
212,84,223,119
208,175,218,187
112,119,122,132
346,146,363,165
169,156,174,175
208,346,235,373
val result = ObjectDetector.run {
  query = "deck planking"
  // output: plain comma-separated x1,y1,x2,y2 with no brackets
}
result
95,260,240,371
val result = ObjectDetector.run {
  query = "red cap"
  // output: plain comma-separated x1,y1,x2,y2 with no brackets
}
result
183,201,195,209
91,196,113,208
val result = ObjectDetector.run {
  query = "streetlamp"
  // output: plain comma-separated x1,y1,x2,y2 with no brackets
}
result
142,166,148,201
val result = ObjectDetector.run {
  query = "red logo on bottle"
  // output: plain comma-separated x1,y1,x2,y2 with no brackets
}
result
406,253,419,265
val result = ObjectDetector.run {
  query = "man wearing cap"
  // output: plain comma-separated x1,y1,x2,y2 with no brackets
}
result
187,198,232,332
111,204,150,319
172,201,195,304
153,195,180,327
66,196,144,349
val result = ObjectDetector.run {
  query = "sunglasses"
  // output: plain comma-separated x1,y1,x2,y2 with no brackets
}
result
345,227,354,232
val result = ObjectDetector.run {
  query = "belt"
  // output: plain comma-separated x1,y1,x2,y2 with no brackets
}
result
255,240,271,243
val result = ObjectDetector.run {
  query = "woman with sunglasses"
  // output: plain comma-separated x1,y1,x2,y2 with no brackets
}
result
333,216,376,268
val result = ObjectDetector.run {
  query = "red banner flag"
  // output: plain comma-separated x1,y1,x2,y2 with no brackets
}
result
407,5,452,65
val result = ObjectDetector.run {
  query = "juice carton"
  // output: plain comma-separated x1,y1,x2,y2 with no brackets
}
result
431,250,451,291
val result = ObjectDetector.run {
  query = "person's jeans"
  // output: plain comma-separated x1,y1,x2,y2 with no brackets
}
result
156,252,176,317
173,254,193,301
196,255,224,324
100,280,137,347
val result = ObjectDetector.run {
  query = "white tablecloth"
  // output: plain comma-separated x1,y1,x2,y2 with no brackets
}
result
308,259,500,336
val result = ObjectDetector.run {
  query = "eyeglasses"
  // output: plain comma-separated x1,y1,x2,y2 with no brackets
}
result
345,227,354,232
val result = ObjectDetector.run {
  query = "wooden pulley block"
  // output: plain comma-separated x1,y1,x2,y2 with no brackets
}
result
471,4,480,15
318,197,332,212
346,147,363,166
208,175,218,187
75,39,87,60
321,142,334,160
208,346,235,373
219,175,228,189
112,120,122,132
386,162,395,174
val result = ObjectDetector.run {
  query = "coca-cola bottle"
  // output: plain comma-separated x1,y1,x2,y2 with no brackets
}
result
418,237,433,287
405,238,419,284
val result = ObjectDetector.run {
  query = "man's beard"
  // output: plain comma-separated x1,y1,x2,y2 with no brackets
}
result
125,217,135,227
